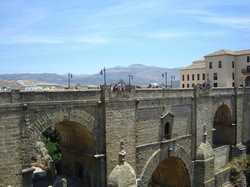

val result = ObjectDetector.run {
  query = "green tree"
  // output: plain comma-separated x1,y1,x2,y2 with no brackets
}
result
41,127,62,174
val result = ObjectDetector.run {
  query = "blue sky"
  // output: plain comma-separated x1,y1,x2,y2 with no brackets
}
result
1,0,250,74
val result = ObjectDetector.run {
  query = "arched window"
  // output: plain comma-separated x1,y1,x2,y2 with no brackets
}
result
245,76,250,87
164,122,171,140
161,112,174,141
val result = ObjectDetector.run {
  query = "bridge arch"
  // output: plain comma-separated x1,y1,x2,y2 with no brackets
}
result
212,104,234,147
139,144,192,187
25,109,98,186
27,109,95,143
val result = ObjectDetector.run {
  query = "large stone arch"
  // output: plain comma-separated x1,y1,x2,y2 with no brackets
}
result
139,144,192,187
150,157,190,186
212,99,233,119
212,104,234,147
26,108,96,144
24,108,98,186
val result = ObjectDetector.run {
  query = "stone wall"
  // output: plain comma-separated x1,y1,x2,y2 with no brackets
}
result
0,87,248,186
131,89,194,186
242,88,250,150
213,145,230,169
214,168,231,187
0,109,23,187
195,87,236,150
105,99,137,178
0,89,103,187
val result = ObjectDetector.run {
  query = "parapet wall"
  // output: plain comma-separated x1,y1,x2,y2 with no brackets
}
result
0,89,102,104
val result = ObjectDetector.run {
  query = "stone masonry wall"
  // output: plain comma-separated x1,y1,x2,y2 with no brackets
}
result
105,99,137,178
196,88,235,149
213,145,230,169
235,88,244,145
0,107,23,186
134,94,193,180
0,87,248,186
0,90,103,187
242,88,250,149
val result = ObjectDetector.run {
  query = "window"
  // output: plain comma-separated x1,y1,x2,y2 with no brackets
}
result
232,73,234,80
209,62,213,69
182,75,184,81
187,84,189,88
187,74,189,81
218,61,222,68
232,61,235,68
247,56,250,62
213,73,218,80
192,74,194,81
213,83,218,87
203,73,205,80
182,84,185,88
232,82,235,87
161,112,174,141
192,84,194,87
197,74,200,80
164,122,171,140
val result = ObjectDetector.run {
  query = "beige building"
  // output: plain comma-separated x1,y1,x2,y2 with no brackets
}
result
180,59,206,88
180,49,250,88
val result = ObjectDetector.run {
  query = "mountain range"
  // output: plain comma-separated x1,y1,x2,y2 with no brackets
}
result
0,64,181,87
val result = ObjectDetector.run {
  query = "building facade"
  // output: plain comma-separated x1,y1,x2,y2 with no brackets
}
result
179,59,205,88
180,49,250,88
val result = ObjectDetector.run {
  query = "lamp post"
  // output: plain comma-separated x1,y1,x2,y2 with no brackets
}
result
68,72,73,88
100,67,106,85
129,74,133,86
162,71,167,87
170,75,175,88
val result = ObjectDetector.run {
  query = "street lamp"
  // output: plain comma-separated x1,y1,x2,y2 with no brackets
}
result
170,75,175,88
68,72,73,88
129,74,133,86
162,71,167,87
100,67,106,85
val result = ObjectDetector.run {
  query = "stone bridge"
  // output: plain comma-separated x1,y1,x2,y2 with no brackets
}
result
0,86,249,187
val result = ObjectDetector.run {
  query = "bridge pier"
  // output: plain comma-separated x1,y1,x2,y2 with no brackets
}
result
194,125,215,187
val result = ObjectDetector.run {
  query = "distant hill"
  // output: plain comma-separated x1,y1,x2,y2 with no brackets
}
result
0,64,181,87
0,73,66,84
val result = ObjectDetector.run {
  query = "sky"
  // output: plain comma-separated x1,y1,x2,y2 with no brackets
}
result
0,0,250,75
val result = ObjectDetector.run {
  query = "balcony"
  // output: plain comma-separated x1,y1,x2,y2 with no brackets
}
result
242,68,250,75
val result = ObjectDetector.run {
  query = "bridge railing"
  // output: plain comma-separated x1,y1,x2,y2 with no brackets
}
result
209,87,236,96
134,88,194,98
0,89,102,104
0,86,246,104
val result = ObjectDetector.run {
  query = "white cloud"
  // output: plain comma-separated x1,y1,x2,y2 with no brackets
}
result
172,5,250,30
199,17,250,29
145,30,227,39
79,35,111,44
1,0,250,46
0,34,63,44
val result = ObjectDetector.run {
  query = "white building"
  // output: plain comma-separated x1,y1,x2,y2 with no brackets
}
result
205,49,250,87
180,49,250,88
17,80,37,90
180,59,205,88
